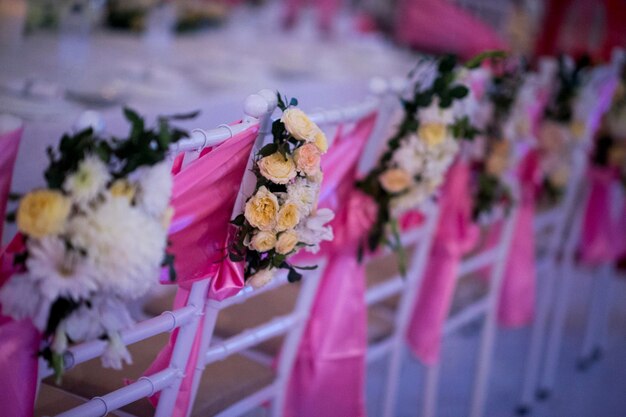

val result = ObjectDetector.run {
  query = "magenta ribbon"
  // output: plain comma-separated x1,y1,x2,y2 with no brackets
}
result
143,126,258,417
406,160,479,365
285,113,378,417
580,166,623,265
394,0,507,59
497,150,540,327
0,123,22,243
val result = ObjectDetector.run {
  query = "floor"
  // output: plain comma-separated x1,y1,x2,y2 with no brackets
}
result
366,269,626,417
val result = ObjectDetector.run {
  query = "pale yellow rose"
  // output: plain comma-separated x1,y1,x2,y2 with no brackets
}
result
418,122,447,148
609,143,626,168
250,231,277,252
281,108,320,142
258,152,297,185
276,202,300,232
486,155,509,176
294,143,321,176
161,206,175,229
548,165,570,188
313,129,328,154
244,186,279,231
276,230,299,254
17,190,71,238
247,268,274,289
109,179,136,202
570,120,586,139
379,168,412,194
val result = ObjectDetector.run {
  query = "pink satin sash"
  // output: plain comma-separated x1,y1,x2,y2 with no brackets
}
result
0,122,23,242
497,150,540,327
394,0,507,59
406,160,479,365
285,113,377,417
144,126,257,416
580,166,623,265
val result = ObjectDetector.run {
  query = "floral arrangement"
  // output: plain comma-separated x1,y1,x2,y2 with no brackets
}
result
469,60,523,221
229,94,333,289
0,108,194,380
357,54,495,272
539,55,592,204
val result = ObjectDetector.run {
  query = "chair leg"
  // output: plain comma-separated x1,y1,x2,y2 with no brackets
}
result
516,259,557,415
382,337,404,417
423,361,441,417
537,261,575,397
469,302,499,417
578,263,613,369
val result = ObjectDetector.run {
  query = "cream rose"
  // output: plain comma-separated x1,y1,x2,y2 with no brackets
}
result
276,230,299,254
258,152,297,185
281,108,320,142
570,120,586,139
250,231,277,252
294,143,321,176
244,186,279,231
418,122,447,148
379,168,412,194
313,129,328,153
276,202,300,232
17,190,71,238
247,268,274,289
548,165,570,188
486,155,509,176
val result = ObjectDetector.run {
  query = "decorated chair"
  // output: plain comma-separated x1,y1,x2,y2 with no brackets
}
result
31,92,274,417
516,53,623,415
138,91,384,417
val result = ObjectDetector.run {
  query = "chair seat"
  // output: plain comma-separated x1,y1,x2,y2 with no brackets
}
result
47,332,275,416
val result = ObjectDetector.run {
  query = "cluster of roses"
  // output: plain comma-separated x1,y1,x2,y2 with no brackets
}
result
0,109,185,379
231,98,333,289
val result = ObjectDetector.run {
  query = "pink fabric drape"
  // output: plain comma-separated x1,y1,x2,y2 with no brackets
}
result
394,0,508,60
497,150,540,327
406,160,479,365
0,122,22,242
580,166,623,265
144,127,258,417
0,234,38,417
286,113,378,417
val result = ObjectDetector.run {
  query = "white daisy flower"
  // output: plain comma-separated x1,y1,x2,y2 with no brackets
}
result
63,155,110,205
26,236,96,302
64,295,134,343
295,208,334,254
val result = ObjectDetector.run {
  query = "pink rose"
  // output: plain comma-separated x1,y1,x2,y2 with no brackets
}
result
293,143,321,177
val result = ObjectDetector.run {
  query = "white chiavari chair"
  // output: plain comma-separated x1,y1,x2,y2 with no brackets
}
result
141,89,385,417
516,53,623,415
33,92,275,417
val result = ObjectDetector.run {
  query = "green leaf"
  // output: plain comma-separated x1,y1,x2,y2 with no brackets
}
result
52,351,65,384
258,143,278,157
438,55,457,73
276,92,287,111
450,85,469,99
464,50,507,69
5,211,15,223
292,264,318,271
289,97,298,107
287,268,302,283
230,214,245,226
159,110,201,121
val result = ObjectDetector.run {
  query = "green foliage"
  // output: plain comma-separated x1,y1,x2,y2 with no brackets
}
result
472,172,513,220
544,55,591,123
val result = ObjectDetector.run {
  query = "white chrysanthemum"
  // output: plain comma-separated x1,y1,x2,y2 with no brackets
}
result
287,178,319,216
135,161,173,218
102,331,132,369
295,208,334,253
390,183,432,216
63,295,134,342
63,155,110,205
68,198,166,298
0,273,52,331
26,236,97,302
393,136,427,175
